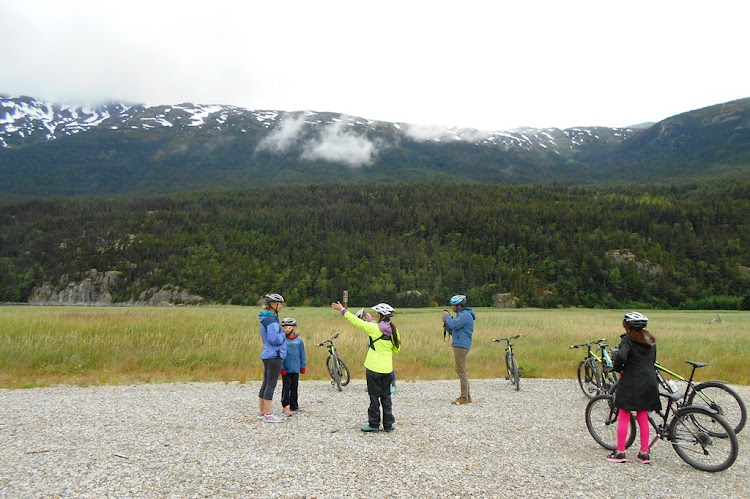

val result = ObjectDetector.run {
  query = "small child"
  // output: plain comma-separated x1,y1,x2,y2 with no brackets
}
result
280,317,306,416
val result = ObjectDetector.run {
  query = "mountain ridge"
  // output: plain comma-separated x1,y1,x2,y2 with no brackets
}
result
1,95,749,200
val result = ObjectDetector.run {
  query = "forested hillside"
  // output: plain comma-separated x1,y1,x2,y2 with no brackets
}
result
1,182,749,309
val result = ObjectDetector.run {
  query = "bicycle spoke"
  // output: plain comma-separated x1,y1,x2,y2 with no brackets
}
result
670,409,738,472
688,382,746,435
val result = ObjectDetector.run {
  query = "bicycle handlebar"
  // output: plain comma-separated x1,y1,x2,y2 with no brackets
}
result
493,334,522,342
317,332,341,347
570,339,608,349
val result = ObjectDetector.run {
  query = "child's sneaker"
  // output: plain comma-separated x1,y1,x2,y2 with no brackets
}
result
282,406,292,417
637,452,651,464
263,413,284,423
360,425,379,432
606,451,627,463
256,412,266,419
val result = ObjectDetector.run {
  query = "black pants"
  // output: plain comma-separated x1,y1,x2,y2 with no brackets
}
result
258,358,283,400
281,372,300,410
366,369,394,429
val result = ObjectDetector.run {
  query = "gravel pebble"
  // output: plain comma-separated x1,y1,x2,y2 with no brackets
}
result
1,379,748,498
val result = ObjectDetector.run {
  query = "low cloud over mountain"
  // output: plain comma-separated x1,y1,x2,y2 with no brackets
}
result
257,114,382,167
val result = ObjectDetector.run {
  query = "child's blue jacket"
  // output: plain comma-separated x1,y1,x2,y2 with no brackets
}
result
283,335,307,373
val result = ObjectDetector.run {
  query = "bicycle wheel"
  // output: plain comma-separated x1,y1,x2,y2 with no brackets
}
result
687,382,746,435
577,360,600,399
326,354,342,391
585,394,636,451
509,354,520,391
669,407,738,472
337,357,351,386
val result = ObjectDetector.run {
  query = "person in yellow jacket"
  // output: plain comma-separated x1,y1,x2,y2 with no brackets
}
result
332,301,401,432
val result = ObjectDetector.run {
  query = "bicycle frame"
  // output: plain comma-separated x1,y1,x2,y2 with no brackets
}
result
655,361,726,406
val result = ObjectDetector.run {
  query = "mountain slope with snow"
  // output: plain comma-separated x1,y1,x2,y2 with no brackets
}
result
1,95,748,200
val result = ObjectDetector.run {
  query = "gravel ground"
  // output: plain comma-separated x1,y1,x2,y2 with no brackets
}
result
1,378,748,498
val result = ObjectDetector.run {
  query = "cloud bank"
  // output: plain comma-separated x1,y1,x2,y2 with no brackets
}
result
257,115,380,167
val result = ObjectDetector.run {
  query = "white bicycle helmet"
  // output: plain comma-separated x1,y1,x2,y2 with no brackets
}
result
355,308,367,319
624,311,648,329
264,293,285,303
281,317,297,327
372,303,395,318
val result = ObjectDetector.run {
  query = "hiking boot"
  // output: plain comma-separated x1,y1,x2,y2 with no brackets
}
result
606,451,626,463
451,397,470,405
360,425,379,432
263,413,284,423
637,452,651,464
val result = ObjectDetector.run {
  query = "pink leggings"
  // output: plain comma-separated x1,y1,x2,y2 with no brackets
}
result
617,409,650,452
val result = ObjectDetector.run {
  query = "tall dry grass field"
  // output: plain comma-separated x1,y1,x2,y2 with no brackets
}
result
0,306,747,388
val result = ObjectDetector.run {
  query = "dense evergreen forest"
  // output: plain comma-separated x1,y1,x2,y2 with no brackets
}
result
1,182,749,309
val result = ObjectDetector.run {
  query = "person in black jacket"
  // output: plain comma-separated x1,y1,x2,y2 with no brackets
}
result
608,311,661,464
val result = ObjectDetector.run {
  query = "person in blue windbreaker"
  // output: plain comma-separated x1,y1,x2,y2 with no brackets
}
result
442,294,476,405
280,317,306,416
257,293,287,423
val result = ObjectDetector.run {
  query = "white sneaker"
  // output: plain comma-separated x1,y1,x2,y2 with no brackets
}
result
256,413,266,419
263,413,284,423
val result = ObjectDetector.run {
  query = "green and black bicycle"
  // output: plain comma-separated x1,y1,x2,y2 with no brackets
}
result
585,386,739,472
571,339,618,399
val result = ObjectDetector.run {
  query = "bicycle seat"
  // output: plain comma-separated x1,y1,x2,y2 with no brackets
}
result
685,360,707,368
660,391,683,402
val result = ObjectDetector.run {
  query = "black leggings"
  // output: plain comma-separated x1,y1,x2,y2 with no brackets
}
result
258,357,283,400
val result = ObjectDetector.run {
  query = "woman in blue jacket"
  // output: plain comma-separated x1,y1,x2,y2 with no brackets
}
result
258,293,287,423
442,294,475,405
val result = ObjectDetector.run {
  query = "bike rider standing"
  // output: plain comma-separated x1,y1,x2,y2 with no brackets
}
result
442,295,476,405
332,301,401,432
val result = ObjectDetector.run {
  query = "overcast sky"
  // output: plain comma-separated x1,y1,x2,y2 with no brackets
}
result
2,0,748,131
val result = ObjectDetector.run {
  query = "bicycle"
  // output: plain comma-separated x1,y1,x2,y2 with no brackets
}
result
585,388,739,472
317,333,351,391
654,360,746,436
493,334,522,391
608,360,746,436
570,339,618,399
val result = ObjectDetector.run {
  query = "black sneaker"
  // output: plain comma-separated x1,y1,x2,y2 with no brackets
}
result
606,451,626,463
637,452,651,464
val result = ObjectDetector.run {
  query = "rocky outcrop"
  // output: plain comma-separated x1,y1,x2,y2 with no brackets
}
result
28,269,203,306
126,287,204,307
493,293,518,308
